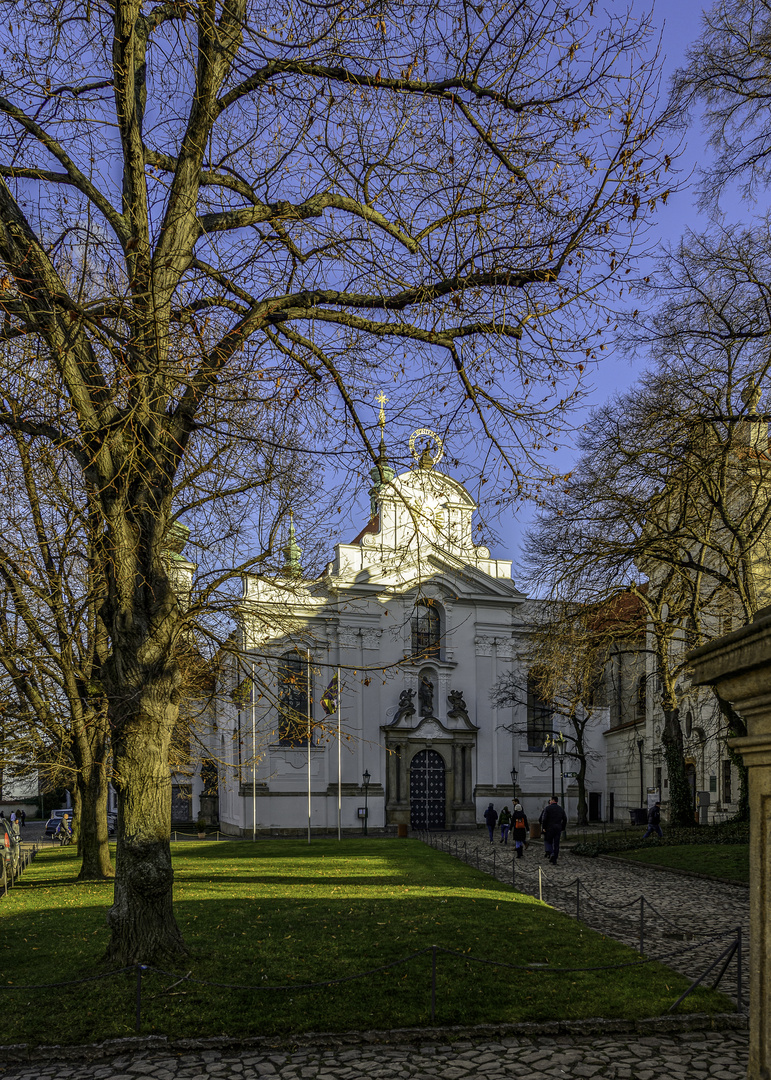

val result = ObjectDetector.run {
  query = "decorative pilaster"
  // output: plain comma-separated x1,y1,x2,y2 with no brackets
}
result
688,609,771,1080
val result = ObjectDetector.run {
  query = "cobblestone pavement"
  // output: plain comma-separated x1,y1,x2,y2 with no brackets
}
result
0,835,750,1079
0,1026,749,1079
432,834,750,1006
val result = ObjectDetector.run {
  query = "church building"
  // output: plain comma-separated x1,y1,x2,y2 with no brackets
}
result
212,420,607,835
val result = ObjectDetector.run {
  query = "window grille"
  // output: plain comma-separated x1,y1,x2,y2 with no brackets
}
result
411,600,441,658
278,650,313,746
526,670,553,751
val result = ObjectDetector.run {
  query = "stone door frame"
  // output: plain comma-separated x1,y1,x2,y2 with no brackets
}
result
382,721,477,829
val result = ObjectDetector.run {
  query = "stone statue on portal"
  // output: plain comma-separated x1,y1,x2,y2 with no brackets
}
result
393,687,416,724
447,689,470,723
419,675,434,716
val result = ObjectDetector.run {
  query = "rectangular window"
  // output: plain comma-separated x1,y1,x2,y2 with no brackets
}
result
722,760,733,804
411,601,441,659
278,651,313,746
527,672,553,751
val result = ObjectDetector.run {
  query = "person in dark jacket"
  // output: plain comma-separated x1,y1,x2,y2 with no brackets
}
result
498,805,512,844
540,796,567,865
483,803,498,842
511,803,529,858
642,801,663,839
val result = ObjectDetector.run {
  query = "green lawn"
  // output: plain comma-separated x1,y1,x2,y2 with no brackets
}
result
614,843,749,883
0,839,730,1045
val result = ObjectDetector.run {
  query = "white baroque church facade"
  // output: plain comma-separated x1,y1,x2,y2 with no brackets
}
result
211,427,607,835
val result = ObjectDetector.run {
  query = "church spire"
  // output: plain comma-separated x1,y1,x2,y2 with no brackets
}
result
281,511,303,578
369,391,395,515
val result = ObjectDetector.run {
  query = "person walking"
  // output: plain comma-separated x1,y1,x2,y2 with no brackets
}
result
642,801,663,839
511,802,529,858
19,809,25,828
498,805,512,844
540,796,567,865
483,803,498,843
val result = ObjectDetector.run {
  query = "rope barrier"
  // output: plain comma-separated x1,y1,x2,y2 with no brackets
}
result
0,967,134,990
0,830,742,1032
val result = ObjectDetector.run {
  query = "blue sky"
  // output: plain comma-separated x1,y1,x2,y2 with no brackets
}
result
325,0,751,580
494,0,756,573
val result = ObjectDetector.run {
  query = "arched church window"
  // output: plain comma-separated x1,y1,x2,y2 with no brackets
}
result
411,599,441,659
278,650,313,746
526,669,553,751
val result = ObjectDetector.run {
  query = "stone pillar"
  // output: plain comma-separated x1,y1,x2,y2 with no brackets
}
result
688,609,771,1080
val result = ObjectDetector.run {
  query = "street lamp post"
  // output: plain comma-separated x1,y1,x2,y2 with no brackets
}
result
557,735,567,838
362,769,371,836
510,766,518,802
637,738,645,809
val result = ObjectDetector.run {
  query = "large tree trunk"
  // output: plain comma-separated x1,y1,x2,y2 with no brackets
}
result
662,707,692,827
718,696,750,822
71,784,82,848
574,742,589,826
104,662,186,965
73,721,114,880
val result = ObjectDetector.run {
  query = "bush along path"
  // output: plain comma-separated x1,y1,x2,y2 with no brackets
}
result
420,832,749,1012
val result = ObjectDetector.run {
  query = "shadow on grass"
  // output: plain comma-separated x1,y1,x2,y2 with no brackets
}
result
0,885,733,1047
0,841,735,1047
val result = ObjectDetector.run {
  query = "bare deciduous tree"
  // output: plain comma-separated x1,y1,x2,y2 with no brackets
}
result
0,0,672,962
527,227,771,824
672,0,771,206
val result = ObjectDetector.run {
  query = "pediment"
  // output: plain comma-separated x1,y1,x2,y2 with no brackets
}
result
416,559,527,601
413,716,449,739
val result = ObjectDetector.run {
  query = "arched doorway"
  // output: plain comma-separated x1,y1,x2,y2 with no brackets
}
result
409,749,446,829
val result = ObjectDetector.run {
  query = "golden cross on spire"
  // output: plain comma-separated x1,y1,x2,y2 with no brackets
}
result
376,390,388,430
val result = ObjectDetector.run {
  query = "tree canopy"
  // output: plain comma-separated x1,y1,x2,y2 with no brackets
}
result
0,0,672,962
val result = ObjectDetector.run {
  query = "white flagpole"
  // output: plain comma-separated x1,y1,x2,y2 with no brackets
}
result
337,665,342,842
307,648,312,844
251,661,256,843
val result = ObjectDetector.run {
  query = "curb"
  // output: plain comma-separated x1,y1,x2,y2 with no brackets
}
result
0,1013,748,1065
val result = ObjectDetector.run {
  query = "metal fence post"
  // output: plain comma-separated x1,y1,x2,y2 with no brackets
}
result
431,946,437,1023
639,897,644,955
576,880,580,922
512,856,515,887
493,850,496,877
538,866,543,903
737,926,743,1013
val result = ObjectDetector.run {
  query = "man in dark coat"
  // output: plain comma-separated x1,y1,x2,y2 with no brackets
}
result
483,803,498,843
540,796,567,865
642,801,663,839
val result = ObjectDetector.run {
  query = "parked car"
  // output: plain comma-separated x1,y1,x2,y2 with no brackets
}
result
0,818,21,881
